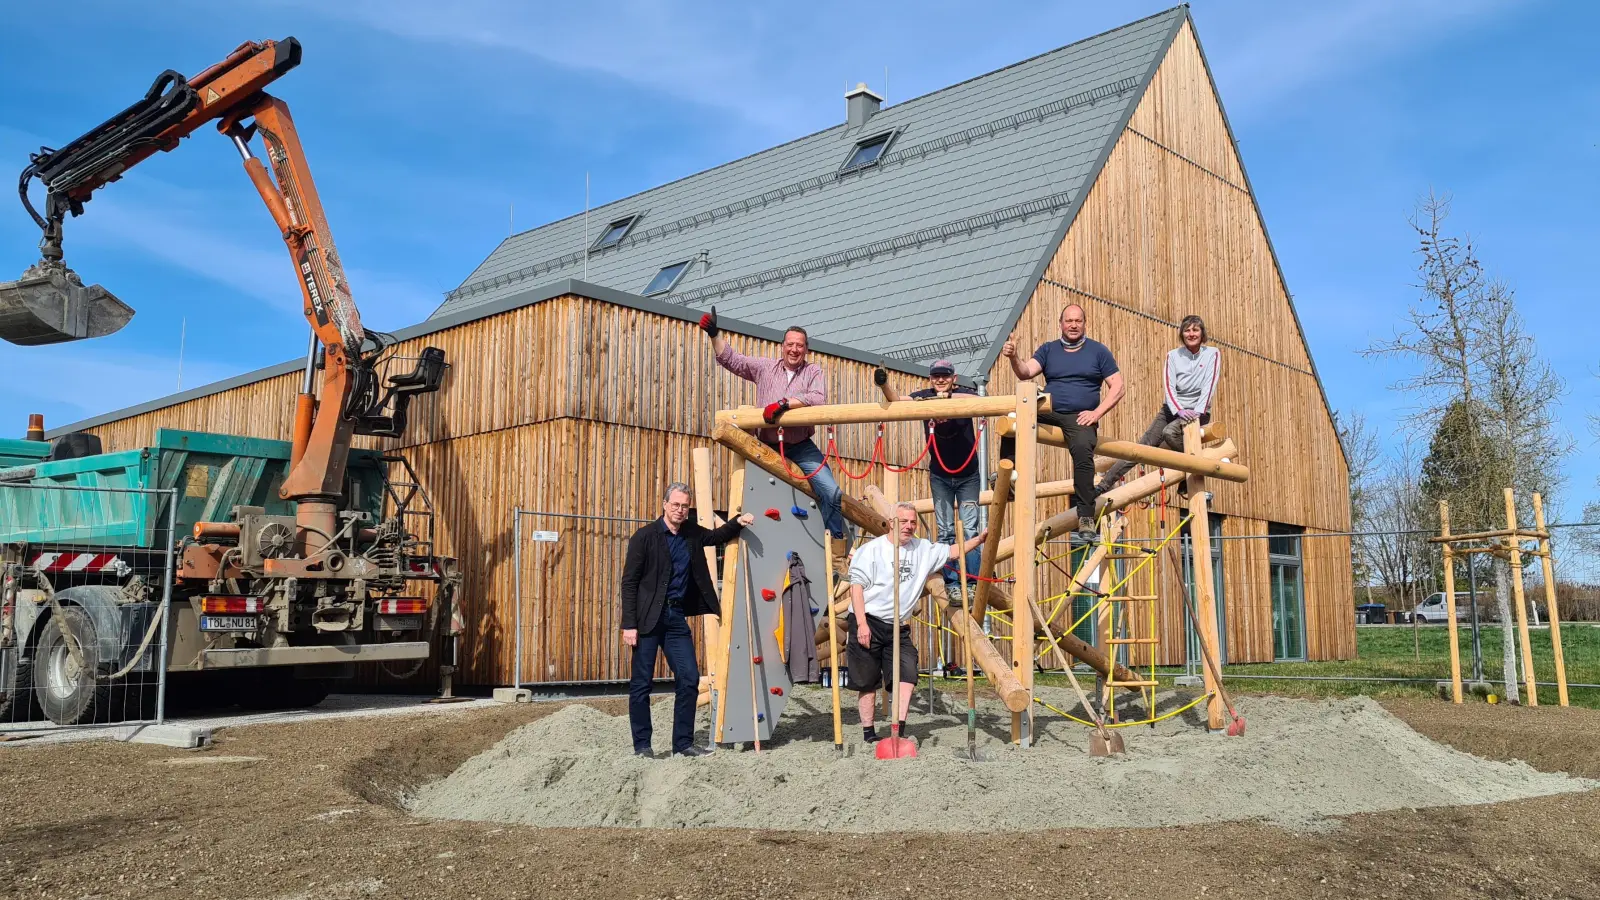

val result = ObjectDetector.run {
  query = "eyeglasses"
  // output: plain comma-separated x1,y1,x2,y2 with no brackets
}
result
665,502,691,510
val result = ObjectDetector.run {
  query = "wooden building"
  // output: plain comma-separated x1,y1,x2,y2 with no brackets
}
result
56,8,1353,687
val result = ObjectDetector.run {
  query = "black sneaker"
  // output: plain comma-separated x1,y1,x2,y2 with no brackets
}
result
1070,526,1098,546
634,749,656,759
862,729,883,744
674,746,712,758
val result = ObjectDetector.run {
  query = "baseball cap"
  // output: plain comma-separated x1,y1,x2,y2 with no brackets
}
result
929,359,956,376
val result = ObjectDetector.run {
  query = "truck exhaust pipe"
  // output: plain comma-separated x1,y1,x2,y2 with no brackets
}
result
0,257,133,346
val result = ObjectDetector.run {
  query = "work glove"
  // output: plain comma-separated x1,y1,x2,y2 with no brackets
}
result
763,399,790,424
873,364,888,387
698,306,719,339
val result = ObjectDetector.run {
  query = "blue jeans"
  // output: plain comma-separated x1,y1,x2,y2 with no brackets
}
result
771,437,846,539
628,606,700,754
930,469,981,588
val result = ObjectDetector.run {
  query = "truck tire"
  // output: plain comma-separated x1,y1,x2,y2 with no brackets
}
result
1,658,37,723
32,606,113,725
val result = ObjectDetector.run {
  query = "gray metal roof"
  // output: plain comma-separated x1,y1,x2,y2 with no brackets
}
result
433,8,1189,377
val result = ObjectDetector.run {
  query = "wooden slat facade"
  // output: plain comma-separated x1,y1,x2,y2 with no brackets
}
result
985,21,1353,664
76,20,1354,684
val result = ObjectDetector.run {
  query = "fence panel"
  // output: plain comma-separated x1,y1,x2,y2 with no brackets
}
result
1,481,177,733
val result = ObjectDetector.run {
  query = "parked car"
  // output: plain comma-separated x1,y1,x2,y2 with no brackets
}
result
1408,592,1472,624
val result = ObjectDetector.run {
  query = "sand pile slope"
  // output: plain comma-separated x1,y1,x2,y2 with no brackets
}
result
409,687,1592,832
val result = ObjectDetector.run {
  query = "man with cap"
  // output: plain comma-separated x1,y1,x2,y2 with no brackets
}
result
875,360,982,595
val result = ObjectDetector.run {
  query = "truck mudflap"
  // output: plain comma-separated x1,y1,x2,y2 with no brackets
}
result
201,641,429,668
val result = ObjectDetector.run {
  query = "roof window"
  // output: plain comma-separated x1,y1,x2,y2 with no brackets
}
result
590,214,639,251
642,260,692,296
840,131,895,173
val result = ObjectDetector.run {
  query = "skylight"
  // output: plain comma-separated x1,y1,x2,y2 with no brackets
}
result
840,131,894,173
590,214,639,251
643,260,691,296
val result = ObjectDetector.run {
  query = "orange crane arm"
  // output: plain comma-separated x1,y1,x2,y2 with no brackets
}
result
10,38,444,531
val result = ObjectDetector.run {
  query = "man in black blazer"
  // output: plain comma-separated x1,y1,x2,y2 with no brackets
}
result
621,481,754,758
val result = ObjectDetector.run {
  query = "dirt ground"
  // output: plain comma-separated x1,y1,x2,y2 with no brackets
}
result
3,694,1600,900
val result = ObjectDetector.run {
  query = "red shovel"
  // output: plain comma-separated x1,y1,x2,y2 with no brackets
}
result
875,534,918,760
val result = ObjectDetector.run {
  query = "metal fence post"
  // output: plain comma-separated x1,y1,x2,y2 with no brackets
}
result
155,487,177,725
513,507,523,689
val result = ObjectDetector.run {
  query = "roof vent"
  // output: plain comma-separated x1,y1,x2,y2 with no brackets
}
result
845,83,882,129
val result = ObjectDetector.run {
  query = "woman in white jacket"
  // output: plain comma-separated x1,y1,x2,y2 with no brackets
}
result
1096,315,1220,494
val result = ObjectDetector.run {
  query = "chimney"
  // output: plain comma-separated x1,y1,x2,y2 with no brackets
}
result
845,82,883,129
25,413,44,442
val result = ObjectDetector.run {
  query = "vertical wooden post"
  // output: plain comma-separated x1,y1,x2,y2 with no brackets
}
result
1504,488,1538,707
973,458,1014,624
713,467,747,740
1439,500,1463,704
883,469,899,723
1011,382,1038,745
1183,421,1223,731
692,448,721,688
1532,493,1569,706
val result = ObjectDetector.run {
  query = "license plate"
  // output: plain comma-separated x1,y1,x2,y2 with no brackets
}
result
200,615,259,632
376,615,423,631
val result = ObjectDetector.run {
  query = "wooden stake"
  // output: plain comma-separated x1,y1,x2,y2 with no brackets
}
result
973,459,1013,624
1012,381,1038,745
692,448,721,713
825,531,844,752
713,466,746,741
1532,493,1569,706
1184,421,1224,731
740,541,763,751
1505,488,1538,707
1439,500,1463,704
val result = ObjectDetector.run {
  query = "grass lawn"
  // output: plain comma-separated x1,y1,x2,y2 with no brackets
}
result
1023,621,1600,709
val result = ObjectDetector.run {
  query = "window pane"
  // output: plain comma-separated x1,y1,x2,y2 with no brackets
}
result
597,222,629,248
844,135,889,170
643,261,689,295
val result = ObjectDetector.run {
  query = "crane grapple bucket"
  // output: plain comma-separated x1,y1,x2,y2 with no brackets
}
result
0,259,133,346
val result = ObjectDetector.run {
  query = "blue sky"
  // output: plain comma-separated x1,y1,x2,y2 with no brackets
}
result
1,1,1595,519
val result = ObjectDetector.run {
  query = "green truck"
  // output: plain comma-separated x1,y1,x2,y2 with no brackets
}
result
0,428,459,725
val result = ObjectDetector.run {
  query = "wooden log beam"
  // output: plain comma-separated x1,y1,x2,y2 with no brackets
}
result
712,466,746,740
1011,381,1039,743
991,440,1239,564
977,583,1142,691
972,459,1013,624
692,448,722,689
711,420,890,536
1425,528,1548,544
995,416,1223,450
1505,488,1539,707
1439,500,1463,705
1093,440,1248,482
1532,493,1570,707
718,394,1050,431
1184,421,1225,730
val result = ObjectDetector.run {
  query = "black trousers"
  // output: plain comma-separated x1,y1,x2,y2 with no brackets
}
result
628,606,700,754
1036,410,1098,522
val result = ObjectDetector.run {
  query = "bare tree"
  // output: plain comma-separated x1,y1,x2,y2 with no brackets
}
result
1364,193,1529,700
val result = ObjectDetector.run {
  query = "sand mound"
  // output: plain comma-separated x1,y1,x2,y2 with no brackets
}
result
408,687,1592,832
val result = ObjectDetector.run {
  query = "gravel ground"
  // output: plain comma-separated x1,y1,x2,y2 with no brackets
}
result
2,691,1600,899
411,687,1590,832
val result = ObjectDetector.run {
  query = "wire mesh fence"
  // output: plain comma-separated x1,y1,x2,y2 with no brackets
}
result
0,480,177,731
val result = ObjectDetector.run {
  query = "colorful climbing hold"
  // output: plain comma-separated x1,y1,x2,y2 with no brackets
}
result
764,508,782,520
790,505,809,519
752,656,763,664
761,588,777,601
770,687,784,696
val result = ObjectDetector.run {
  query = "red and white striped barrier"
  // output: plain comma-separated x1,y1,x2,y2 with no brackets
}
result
29,552,129,575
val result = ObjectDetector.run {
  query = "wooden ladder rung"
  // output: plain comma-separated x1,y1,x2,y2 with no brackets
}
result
1106,594,1158,602
1108,679,1160,688
1108,637,1159,645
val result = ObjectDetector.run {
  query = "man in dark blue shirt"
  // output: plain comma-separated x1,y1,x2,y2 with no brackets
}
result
1002,303,1124,544
621,482,754,757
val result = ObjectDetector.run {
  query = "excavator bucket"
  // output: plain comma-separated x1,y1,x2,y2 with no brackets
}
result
0,260,133,346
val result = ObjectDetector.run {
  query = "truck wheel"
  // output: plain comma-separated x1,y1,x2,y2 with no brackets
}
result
1,659,38,723
33,606,111,725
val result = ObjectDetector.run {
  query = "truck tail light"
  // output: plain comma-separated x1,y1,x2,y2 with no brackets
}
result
200,596,261,614
377,598,427,615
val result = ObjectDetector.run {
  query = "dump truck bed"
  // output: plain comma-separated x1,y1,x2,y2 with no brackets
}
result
0,428,387,547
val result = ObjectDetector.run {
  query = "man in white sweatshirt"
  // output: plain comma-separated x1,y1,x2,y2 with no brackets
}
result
846,502,987,743
1096,314,1220,494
